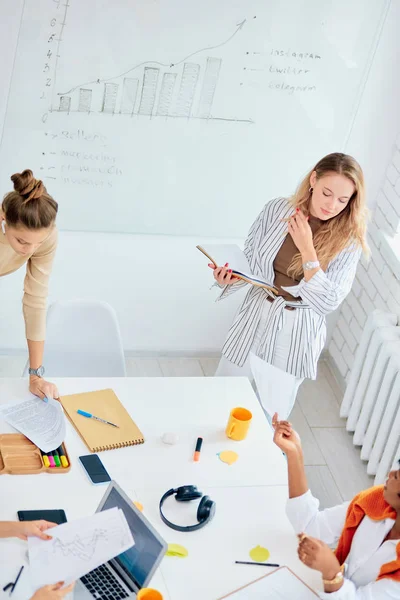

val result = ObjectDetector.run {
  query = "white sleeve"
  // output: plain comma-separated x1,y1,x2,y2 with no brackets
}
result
281,243,362,316
319,577,400,600
286,490,349,546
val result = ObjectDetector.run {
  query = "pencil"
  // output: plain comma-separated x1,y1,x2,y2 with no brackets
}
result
235,561,280,567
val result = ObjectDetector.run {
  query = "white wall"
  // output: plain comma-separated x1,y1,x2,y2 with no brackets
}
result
2,1,400,355
0,232,247,354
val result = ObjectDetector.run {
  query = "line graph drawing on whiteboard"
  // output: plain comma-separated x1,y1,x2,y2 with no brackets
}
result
50,2,253,123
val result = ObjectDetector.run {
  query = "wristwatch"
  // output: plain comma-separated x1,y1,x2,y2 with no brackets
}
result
322,565,345,585
302,260,320,271
28,365,45,377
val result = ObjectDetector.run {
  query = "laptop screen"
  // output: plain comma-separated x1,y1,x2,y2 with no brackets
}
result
101,486,165,588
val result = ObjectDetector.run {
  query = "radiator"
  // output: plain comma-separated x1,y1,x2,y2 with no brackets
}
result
340,310,400,484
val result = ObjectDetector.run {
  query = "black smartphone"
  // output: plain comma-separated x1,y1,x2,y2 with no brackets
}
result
17,509,67,524
79,454,111,485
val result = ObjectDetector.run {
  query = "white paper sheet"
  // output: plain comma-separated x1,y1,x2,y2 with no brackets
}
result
28,508,135,589
0,397,66,452
219,566,317,599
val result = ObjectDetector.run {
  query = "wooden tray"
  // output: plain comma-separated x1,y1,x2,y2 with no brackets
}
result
0,434,71,475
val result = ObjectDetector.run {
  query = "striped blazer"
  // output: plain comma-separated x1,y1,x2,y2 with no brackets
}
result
217,197,362,379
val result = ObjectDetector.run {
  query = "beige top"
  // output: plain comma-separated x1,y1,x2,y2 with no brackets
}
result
273,214,322,300
0,212,58,341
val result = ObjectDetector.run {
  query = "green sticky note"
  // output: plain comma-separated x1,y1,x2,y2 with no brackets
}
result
249,545,270,562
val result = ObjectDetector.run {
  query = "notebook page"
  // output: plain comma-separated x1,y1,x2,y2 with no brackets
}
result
198,244,251,274
220,567,317,599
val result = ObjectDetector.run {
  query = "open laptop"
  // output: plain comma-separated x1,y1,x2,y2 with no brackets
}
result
74,481,167,599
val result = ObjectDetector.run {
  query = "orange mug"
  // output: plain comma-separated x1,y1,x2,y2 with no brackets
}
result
137,589,163,600
225,407,253,441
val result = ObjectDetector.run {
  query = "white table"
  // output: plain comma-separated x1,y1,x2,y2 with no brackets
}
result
0,377,322,599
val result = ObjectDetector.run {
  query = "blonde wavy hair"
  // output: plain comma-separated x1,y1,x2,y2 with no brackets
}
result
287,152,369,279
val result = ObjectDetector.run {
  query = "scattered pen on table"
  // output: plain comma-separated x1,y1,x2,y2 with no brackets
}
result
193,437,203,462
77,409,119,428
2,564,24,595
235,561,280,567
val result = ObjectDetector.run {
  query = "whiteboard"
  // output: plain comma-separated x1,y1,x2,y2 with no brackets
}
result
0,0,389,237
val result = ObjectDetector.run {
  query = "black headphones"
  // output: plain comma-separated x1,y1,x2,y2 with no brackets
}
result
159,485,216,532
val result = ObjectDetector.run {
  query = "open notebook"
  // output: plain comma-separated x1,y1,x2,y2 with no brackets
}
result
60,389,144,452
197,244,278,294
218,566,318,599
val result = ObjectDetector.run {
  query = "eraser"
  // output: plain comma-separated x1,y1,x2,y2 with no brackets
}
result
162,432,179,445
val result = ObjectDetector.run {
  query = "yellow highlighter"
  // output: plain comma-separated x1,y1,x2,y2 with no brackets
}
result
40,449,51,468
56,445,69,468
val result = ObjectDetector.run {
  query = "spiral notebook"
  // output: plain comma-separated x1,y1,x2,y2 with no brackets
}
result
60,389,144,452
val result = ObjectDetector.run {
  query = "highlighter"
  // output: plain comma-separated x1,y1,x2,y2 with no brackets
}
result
57,445,69,468
40,449,51,469
193,437,203,462
51,450,61,467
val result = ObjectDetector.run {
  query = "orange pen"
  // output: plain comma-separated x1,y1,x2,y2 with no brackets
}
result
193,437,203,462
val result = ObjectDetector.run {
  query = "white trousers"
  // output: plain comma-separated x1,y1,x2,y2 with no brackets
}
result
215,300,304,420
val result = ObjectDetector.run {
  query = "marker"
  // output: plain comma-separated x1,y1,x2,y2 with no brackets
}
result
77,409,119,428
193,437,203,462
57,445,69,468
48,453,56,467
235,561,280,567
40,449,50,469
51,450,61,467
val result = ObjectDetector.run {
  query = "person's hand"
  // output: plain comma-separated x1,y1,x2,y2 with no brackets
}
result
30,582,75,599
13,520,57,541
209,263,240,286
287,209,314,254
29,377,59,402
272,413,302,456
298,534,342,580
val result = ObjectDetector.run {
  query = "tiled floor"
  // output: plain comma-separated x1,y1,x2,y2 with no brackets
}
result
0,354,374,509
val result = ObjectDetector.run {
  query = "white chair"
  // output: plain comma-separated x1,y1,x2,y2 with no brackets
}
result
23,299,126,377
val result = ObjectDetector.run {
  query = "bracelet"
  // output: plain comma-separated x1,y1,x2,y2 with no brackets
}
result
322,565,345,585
302,260,320,271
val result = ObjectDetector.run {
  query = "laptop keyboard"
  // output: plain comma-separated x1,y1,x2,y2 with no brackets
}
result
81,564,129,599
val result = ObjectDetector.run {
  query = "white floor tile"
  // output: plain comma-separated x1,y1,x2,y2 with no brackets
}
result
158,358,204,377
297,363,344,428
312,428,375,501
304,466,344,510
289,403,326,466
0,355,26,377
125,358,163,377
200,357,220,377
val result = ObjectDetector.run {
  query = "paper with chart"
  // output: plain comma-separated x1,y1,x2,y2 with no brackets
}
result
0,397,66,452
219,566,317,599
28,507,134,589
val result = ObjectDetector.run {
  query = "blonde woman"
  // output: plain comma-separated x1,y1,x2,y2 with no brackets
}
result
273,414,400,598
210,153,368,419
1,169,59,400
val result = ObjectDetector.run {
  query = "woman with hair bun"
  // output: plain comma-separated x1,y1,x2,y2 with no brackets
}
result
1,169,59,400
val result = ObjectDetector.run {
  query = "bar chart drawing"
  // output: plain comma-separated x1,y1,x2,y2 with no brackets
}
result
53,57,252,123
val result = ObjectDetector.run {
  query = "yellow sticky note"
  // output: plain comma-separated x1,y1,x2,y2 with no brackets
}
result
133,501,143,512
218,450,239,465
166,544,188,558
249,545,270,562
